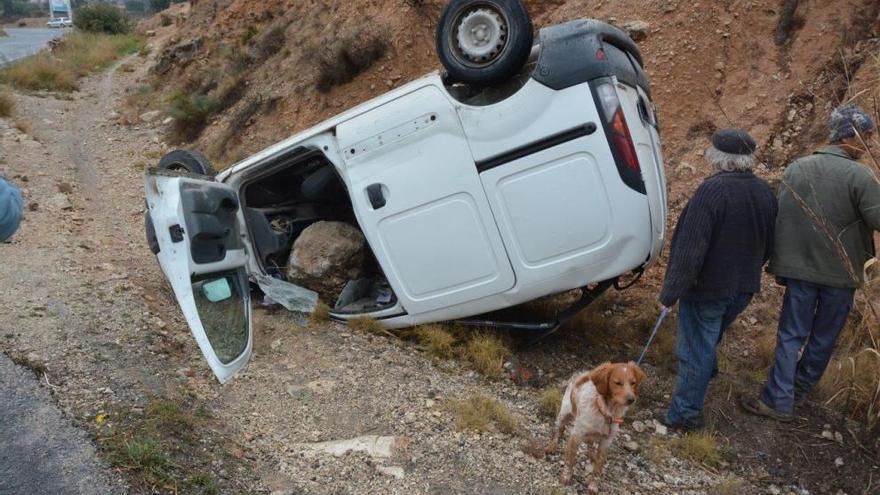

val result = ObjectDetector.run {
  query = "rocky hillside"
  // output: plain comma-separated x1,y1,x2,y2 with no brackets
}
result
137,0,879,177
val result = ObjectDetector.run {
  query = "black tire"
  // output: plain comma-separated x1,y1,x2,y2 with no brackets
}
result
436,0,533,86
145,150,216,255
157,149,216,176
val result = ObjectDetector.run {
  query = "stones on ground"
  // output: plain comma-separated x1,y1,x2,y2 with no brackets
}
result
140,110,162,123
631,420,646,433
153,38,204,75
620,20,651,41
834,457,844,468
654,422,668,436
47,193,73,211
624,441,639,452
286,221,366,302
376,465,405,479
286,379,336,399
299,435,411,458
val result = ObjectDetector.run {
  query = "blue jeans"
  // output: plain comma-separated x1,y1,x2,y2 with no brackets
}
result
667,293,754,426
761,279,855,414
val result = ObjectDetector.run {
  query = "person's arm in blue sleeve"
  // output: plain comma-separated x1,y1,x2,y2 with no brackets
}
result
0,176,23,242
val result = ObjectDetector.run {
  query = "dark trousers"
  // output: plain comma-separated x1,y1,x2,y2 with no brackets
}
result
666,293,753,426
760,278,855,414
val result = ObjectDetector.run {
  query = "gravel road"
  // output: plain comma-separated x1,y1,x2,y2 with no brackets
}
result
0,354,120,495
0,28,68,65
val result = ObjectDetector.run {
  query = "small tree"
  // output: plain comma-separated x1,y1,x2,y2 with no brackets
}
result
149,0,170,12
73,3,131,34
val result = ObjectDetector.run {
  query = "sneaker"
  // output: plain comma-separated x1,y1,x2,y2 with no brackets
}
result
656,410,705,432
739,396,793,423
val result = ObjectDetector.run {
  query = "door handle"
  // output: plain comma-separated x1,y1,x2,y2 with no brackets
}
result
367,184,386,210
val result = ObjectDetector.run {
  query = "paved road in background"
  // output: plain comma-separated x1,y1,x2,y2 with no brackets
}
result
0,28,69,65
0,354,121,494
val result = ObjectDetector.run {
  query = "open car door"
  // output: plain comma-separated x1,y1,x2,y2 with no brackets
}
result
145,170,252,383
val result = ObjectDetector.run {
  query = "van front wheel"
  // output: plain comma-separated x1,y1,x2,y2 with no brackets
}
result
436,0,533,86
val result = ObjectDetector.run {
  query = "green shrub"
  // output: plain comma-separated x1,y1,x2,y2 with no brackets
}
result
167,91,220,142
1,0,46,18
150,0,171,12
74,4,131,34
0,88,14,117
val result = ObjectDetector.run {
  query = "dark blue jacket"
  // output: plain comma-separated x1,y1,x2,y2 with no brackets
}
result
660,171,778,306
0,176,22,242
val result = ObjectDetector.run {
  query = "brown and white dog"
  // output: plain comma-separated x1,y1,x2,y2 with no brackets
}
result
531,362,646,491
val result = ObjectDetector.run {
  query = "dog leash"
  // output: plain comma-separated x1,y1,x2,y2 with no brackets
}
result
636,307,671,366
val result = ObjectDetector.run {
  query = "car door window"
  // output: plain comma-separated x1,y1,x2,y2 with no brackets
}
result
192,269,249,364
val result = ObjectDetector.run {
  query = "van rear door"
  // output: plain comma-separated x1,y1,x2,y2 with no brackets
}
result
145,171,253,383
336,85,515,315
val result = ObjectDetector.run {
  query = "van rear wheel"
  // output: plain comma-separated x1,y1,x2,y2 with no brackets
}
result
436,0,533,86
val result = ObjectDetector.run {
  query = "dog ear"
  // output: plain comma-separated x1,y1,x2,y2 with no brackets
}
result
628,361,647,393
590,362,614,399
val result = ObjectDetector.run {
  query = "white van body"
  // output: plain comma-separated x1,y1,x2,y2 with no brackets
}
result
145,20,667,382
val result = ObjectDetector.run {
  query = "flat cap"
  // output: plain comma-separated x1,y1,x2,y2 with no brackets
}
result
711,128,757,156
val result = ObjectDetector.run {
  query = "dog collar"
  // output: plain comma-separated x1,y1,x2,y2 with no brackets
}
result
596,397,624,425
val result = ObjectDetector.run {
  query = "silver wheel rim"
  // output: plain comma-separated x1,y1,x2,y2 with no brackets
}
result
455,7,508,65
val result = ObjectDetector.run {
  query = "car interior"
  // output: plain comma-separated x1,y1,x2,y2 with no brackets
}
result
239,148,398,314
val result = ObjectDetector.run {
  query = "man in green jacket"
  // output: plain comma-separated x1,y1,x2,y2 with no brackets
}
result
742,104,879,421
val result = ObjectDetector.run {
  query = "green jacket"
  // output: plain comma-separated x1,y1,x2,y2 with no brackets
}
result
769,145,880,288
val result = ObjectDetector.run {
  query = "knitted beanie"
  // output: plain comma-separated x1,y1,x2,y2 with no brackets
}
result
829,104,876,143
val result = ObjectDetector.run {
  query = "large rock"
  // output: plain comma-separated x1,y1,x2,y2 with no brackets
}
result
286,221,366,302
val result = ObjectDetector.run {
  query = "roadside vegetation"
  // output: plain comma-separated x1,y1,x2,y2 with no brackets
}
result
97,397,239,494
73,3,132,35
445,394,519,434
538,387,563,419
0,32,142,92
0,86,13,117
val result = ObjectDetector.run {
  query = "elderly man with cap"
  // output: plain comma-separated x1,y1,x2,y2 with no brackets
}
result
742,104,880,422
0,175,22,242
658,128,777,431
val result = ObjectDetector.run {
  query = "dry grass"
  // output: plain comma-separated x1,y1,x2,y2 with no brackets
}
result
412,324,457,359
0,88,13,117
0,55,77,91
538,387,563,419
348,316,392,336
446,394,518,435
668,432,723,468
315,32,387,93
0,32,142,92
309,302,331,324
145,399,194,438
463,333,510,378
708,476,748,495
814,286,880,429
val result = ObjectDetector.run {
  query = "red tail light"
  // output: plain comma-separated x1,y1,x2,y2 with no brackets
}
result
596,83,641,174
